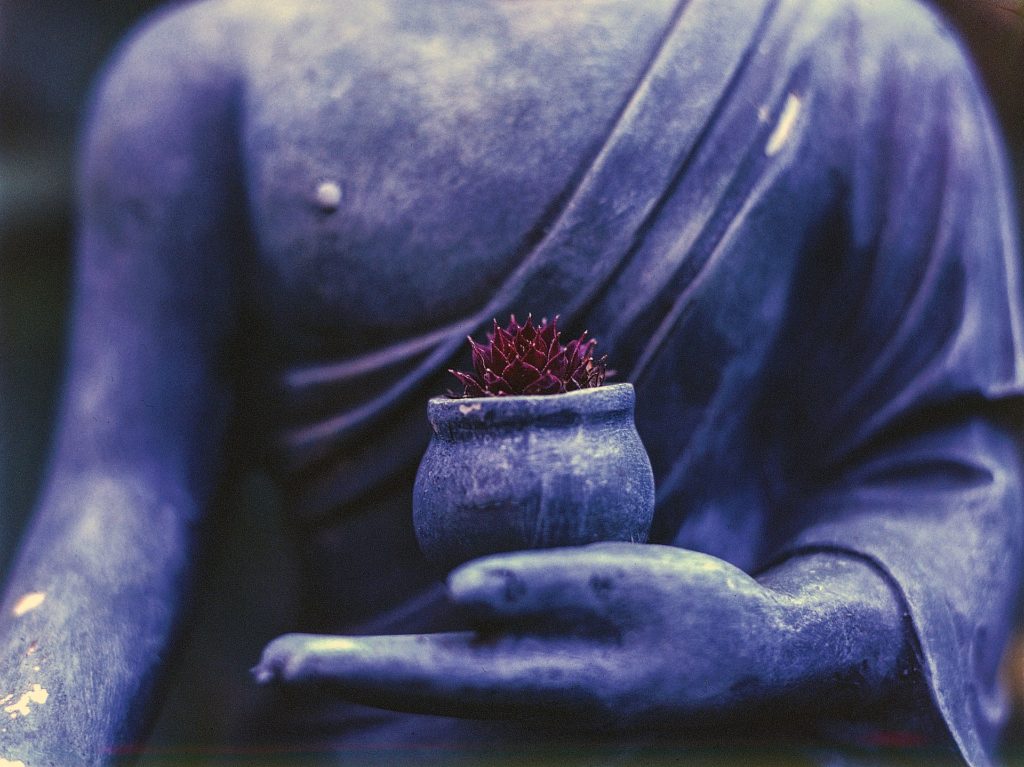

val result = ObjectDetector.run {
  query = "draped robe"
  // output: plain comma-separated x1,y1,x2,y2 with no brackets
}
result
261,1,1024,764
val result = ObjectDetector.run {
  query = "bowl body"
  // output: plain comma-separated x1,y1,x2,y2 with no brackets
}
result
413,383,655,571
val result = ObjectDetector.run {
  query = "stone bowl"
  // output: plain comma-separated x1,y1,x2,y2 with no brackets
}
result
412,383,655,572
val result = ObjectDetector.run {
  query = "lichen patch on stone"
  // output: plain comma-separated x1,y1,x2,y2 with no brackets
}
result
765,92,802,157
3,684,49,719
11,593,46,618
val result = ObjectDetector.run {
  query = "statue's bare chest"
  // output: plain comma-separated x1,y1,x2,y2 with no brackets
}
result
238,0,675,355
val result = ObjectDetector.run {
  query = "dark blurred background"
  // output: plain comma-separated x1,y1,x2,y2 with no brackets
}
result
0,0,1021,757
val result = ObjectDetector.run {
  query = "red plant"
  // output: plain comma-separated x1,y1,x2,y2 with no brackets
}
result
448,315,608,397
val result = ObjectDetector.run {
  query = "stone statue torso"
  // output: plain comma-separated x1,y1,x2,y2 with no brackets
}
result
240,0,678,355
195,0,681,628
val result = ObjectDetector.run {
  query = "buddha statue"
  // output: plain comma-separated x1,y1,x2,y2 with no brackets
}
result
0,1,1021,765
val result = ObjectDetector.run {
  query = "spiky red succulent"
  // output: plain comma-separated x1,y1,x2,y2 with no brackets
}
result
448,314,608,397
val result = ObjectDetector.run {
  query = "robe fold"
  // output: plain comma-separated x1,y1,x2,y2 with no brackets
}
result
271,1,1023,763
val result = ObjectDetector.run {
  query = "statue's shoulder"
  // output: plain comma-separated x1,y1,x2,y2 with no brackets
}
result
91,1,248,103
784,0,971,76
762,0,987,152
107,0,424,88
80,1,262,188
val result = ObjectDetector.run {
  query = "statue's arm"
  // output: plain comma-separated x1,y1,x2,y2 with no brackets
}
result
0,9,242,764
258,544,910,729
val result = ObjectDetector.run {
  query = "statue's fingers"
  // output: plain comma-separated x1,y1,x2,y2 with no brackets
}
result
254,632,384,685
253,631,615,720
447,546,648,626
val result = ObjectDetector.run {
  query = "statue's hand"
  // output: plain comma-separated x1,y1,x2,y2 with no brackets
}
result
254,543,803,728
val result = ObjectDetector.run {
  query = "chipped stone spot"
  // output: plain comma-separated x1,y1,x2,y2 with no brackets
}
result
4,684,49,719
495,569,527,603
589,574,616,598
25,642,37,657
11,592,45,618
765,93,802,157
314,180,342,211
458,402,482,414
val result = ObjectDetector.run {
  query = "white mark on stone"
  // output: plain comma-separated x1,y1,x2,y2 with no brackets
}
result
309,637,359,653
757,105,771,123
765,93,802,157
458,403,483,415
314,181,342,211
0,757,27,767
3,684,48,719
0,695,12,706
11,593,45,618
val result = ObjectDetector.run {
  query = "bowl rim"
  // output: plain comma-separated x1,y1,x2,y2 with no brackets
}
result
427,382,635,427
